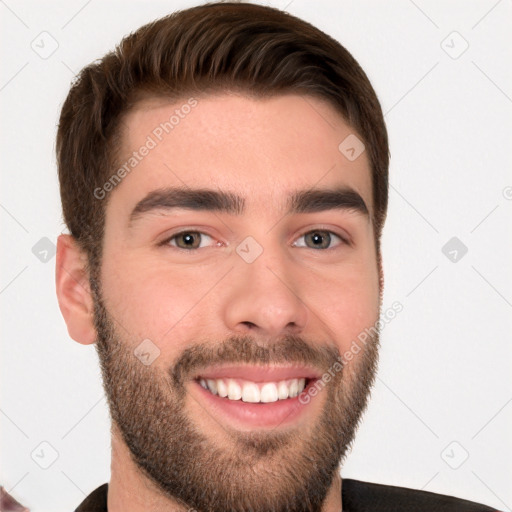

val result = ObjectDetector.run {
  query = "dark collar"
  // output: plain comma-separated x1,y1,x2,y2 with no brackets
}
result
75,479,497,512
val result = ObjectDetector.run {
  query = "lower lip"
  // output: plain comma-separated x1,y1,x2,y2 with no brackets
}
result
192,379,319,430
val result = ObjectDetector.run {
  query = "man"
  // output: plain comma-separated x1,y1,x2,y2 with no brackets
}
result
55,2,497,511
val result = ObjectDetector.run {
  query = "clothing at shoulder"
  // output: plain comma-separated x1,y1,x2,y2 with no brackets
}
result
74,483,108,512
342,479,498,512
74,479,498,512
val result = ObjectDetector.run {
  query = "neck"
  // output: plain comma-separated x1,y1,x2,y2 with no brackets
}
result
107,428,343,512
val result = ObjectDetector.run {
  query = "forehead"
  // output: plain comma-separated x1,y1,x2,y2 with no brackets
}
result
110,93,373,219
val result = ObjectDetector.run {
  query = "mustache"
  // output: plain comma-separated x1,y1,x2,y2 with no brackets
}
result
170,334,341,387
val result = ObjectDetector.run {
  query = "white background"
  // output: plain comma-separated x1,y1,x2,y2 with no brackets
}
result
1,1,511,511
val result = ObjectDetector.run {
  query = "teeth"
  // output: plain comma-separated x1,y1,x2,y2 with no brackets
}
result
206,379,217,395
277,381,290,400
199,377,308,403
227,379,242,400
242,382,260,403
289,379,298,398
260,382,278,403
217,379,228,398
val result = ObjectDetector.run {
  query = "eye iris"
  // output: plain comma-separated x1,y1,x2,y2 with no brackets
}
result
306,231,330,249
177,232,200,249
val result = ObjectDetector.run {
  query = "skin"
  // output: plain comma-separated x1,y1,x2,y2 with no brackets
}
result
56,93,382,512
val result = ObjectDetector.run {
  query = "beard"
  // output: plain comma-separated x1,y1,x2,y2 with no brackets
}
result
90,274,379,512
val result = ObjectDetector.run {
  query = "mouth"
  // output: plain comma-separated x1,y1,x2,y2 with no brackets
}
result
196,376,313,402
190,365,322,429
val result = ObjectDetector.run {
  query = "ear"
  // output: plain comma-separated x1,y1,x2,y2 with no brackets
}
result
55,234,96,345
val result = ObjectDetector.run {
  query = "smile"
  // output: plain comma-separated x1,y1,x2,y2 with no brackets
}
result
190,365,321,429
197,377,309,403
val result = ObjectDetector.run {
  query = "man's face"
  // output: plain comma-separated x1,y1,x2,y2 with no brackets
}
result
92,93,381,511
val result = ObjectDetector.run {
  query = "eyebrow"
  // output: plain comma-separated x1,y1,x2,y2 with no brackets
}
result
128,186,369,228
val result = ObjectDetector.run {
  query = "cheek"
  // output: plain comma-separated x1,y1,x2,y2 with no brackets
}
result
100,255,220,349
300,262,380,353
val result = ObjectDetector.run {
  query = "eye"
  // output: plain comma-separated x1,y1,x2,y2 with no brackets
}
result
293,229,347,250
162,231,216,250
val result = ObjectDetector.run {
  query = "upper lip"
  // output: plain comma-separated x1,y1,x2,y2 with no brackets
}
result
193,365,321,382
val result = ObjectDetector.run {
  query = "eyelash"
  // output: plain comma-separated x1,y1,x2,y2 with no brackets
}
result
158,229,350,251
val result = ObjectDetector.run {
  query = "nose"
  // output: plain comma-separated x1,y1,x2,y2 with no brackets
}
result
222,250,309,338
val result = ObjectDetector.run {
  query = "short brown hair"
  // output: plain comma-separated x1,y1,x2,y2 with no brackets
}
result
56,1,389,273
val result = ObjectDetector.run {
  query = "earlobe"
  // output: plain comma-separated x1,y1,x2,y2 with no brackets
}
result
55,234,97,345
